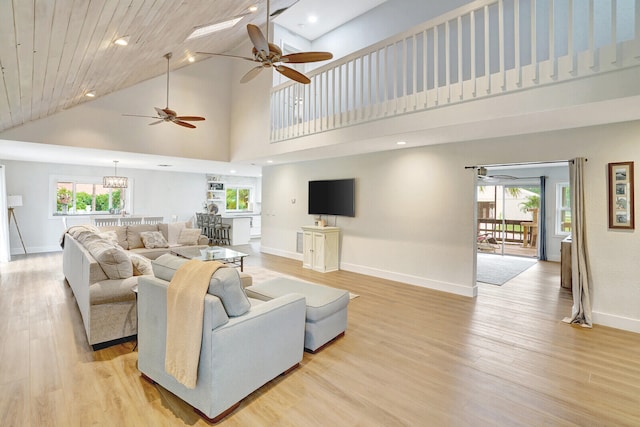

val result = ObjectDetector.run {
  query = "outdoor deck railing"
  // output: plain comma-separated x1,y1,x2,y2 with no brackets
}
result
270,0,639,142
478,218,528,243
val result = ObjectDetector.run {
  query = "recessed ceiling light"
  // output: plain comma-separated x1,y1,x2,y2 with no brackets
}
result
186,17,244,41
308,15,318,24
230,169,237,174
85,91,96,98
114,36,129,46
267,160,273,163
188,56,195,63
248,5,258,12
397,141,407,145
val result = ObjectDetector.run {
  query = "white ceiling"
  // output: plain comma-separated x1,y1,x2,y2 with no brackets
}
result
273,0,387,41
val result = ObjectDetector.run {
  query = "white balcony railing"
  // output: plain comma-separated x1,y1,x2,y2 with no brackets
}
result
270,0,640,142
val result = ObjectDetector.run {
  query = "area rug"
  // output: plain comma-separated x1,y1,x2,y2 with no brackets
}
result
243,265,359,299
477,253,537,286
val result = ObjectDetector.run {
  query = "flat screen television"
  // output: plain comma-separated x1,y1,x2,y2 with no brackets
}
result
308,178,355,217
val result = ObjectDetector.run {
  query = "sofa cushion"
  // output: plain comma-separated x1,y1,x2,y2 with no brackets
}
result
98,226,128,249
140,231,169,249
151,254,250,316
130,253,153,276
208,267,251,317
177,228,201,246
90,276,138,305
152,254,189,282
126,225,159,249
84,237,133,279
67,225,100,238
158,222,187,245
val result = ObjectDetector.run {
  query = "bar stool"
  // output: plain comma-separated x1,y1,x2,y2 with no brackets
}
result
212,215,231,245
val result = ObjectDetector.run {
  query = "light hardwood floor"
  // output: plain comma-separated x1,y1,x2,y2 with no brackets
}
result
1,246,640,426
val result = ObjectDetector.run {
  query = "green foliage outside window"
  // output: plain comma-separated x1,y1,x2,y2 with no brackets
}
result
55,183,121,214
226,187,251,211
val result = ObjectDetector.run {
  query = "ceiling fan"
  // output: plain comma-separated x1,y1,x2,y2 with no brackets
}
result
197,0,333,84
123,53,206,129
477,167,518,182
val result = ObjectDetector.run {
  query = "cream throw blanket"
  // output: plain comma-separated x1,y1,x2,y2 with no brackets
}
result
165,260,225,389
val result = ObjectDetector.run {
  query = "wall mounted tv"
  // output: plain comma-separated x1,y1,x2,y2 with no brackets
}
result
308,178,355,217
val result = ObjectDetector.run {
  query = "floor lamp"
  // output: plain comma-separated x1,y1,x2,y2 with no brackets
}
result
7,195,27,254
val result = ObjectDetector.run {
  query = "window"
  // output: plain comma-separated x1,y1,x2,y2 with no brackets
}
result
556,183,572,234
52,176,127,215
226,186,252,212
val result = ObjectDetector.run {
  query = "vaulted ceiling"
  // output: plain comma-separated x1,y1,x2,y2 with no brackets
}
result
0,0,293,134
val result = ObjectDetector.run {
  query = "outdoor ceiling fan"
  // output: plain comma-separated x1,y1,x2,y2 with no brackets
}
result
477,167,517,182
123,53,206,129
197,0,333,84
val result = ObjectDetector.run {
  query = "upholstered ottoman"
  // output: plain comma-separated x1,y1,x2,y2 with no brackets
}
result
246,277,349,353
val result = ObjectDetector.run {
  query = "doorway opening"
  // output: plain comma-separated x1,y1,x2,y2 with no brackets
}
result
477,182,540,258
473,161,571,287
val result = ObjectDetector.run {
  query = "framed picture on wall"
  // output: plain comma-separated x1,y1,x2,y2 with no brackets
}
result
608,161,634,229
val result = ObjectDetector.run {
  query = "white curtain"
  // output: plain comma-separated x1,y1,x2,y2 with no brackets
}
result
563,157,593,328
0,165,10,262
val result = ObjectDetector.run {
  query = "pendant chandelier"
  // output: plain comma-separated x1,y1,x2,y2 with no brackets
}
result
103,160,128,188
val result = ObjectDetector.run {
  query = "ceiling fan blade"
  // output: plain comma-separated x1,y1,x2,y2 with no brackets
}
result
247,24,269,58
275,65,311,84
148,120,164,125
176,116,206,121
196,52,255,62
173,120,196,129
161,108,177,117
154,107,170,118
280,52,333,63
122,114,161,119
240,66,265,83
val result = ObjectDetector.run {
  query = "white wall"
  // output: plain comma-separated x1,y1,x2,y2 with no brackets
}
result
261,120,640,332
2,160,211,253
0,57,234,161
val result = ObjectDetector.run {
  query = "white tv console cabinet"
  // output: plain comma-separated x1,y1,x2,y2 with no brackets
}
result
301,226,340,273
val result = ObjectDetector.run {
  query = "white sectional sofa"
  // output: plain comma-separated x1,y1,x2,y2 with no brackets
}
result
62,222,209,349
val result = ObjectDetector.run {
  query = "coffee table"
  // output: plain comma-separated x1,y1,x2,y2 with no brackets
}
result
171,246,249,272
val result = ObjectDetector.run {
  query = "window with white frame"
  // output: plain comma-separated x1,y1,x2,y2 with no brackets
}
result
556,183,572,234
51,176,129,215
226,186,252,212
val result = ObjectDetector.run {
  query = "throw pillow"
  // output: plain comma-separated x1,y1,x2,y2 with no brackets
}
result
208,267,250,317
84,238,133,279
98,230,119,246
140,231,169,249
130,253,153,276
126,224,159,249
177,228,201,246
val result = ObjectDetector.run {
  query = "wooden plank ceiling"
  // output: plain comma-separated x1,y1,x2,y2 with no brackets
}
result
0,0,291,133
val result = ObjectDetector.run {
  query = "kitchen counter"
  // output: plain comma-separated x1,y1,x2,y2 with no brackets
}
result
220,216,252,245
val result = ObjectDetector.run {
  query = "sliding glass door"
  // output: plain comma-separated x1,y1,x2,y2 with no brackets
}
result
477,182,540,258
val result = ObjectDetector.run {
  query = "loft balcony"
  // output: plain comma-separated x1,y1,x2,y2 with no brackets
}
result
269,0,640,144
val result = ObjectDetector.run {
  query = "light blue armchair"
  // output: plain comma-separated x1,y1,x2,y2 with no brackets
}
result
136,273,306,423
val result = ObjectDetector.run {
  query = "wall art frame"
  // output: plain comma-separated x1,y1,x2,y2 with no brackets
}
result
608,161,634,229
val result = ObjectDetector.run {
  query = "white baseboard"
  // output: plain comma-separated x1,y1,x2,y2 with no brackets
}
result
11,245,61,255
593,311,640,334
259,247,477,298
340,262,477,298
260,246,303,261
